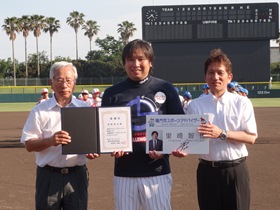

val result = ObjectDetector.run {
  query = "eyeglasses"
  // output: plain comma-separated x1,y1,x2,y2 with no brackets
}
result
53,78,75,86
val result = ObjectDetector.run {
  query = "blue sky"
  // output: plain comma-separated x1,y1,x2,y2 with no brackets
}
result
0,0,278,62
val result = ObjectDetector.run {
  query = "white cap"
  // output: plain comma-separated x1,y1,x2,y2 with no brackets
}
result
41,88,49,94
81,89,89,94
92,88,100,94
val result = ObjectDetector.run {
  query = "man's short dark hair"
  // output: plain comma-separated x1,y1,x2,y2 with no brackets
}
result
204,48,232,75
122,39,155,66
151,131,158,136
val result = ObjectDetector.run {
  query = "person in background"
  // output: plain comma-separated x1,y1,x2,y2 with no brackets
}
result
101,39,186,210
241,88,249,97
21,61,99,210
91,88,102,107
175,86,184,104
199,84,210,97
81,89,93,106
99,91,104,99
182,91,192,114
237,87,249,97
236,86,244,96
89,92,93,99
227,82,236,94
37,88,49,104
231,81,239,92
186,49,258,210
78,93,83,100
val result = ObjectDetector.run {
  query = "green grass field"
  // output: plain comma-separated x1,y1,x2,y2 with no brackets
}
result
250,98,280,107
0,98,279,112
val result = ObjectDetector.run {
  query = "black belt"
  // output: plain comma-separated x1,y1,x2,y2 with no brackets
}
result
42,165,85,175
199,157,246,168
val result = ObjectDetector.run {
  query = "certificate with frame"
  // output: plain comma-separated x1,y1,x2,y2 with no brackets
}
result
146,114,209,154
98,107,132,153
61,106,132,154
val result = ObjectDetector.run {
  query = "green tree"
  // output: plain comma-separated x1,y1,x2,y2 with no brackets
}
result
271,62,280,74
53,56,72,62
2,17,20,86
85,50,107,61
26,51,50,78
66,11,85,60
86,36,125,77
18,15,32,78
117,21,137,44
0,58,13,78
43,17,61,62
82,20,100,52
95,35,124,56
276,31,280,52
95,36,124,74
30,14,47,77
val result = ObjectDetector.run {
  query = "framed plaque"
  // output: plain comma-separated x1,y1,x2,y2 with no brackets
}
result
61,106,132,154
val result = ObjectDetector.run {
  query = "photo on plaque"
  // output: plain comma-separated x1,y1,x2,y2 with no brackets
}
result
147,130,164,152
146,114,209,154
61,106,132,154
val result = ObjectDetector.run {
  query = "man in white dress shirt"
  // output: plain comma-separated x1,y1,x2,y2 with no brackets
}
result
187,49,258,210
21,61,99,210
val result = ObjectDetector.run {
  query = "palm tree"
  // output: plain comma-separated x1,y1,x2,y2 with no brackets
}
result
43,17,60,62
66,11,85,60
82,20,100,51
117,21,137,44
30,14,46,77
2,17,20,86
18,15,32,78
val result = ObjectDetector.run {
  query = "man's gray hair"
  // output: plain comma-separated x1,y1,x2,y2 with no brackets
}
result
49,61,78,80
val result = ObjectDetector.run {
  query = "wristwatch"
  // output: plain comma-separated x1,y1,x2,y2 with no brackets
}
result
219,130,227,140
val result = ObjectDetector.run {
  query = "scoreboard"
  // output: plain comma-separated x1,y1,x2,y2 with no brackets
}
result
141,3,279,83
142,3,279,42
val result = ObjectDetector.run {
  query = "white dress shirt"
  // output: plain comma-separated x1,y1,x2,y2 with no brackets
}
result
21,96,89,167
187,91,257,161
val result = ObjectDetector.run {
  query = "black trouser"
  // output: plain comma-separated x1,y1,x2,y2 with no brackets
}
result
36,165,88,210
197,161,250,210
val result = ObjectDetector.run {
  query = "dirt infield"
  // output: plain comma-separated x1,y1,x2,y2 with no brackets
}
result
0,107,279,210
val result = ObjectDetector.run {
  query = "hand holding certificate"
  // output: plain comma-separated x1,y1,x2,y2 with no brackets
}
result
146,114,209,154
